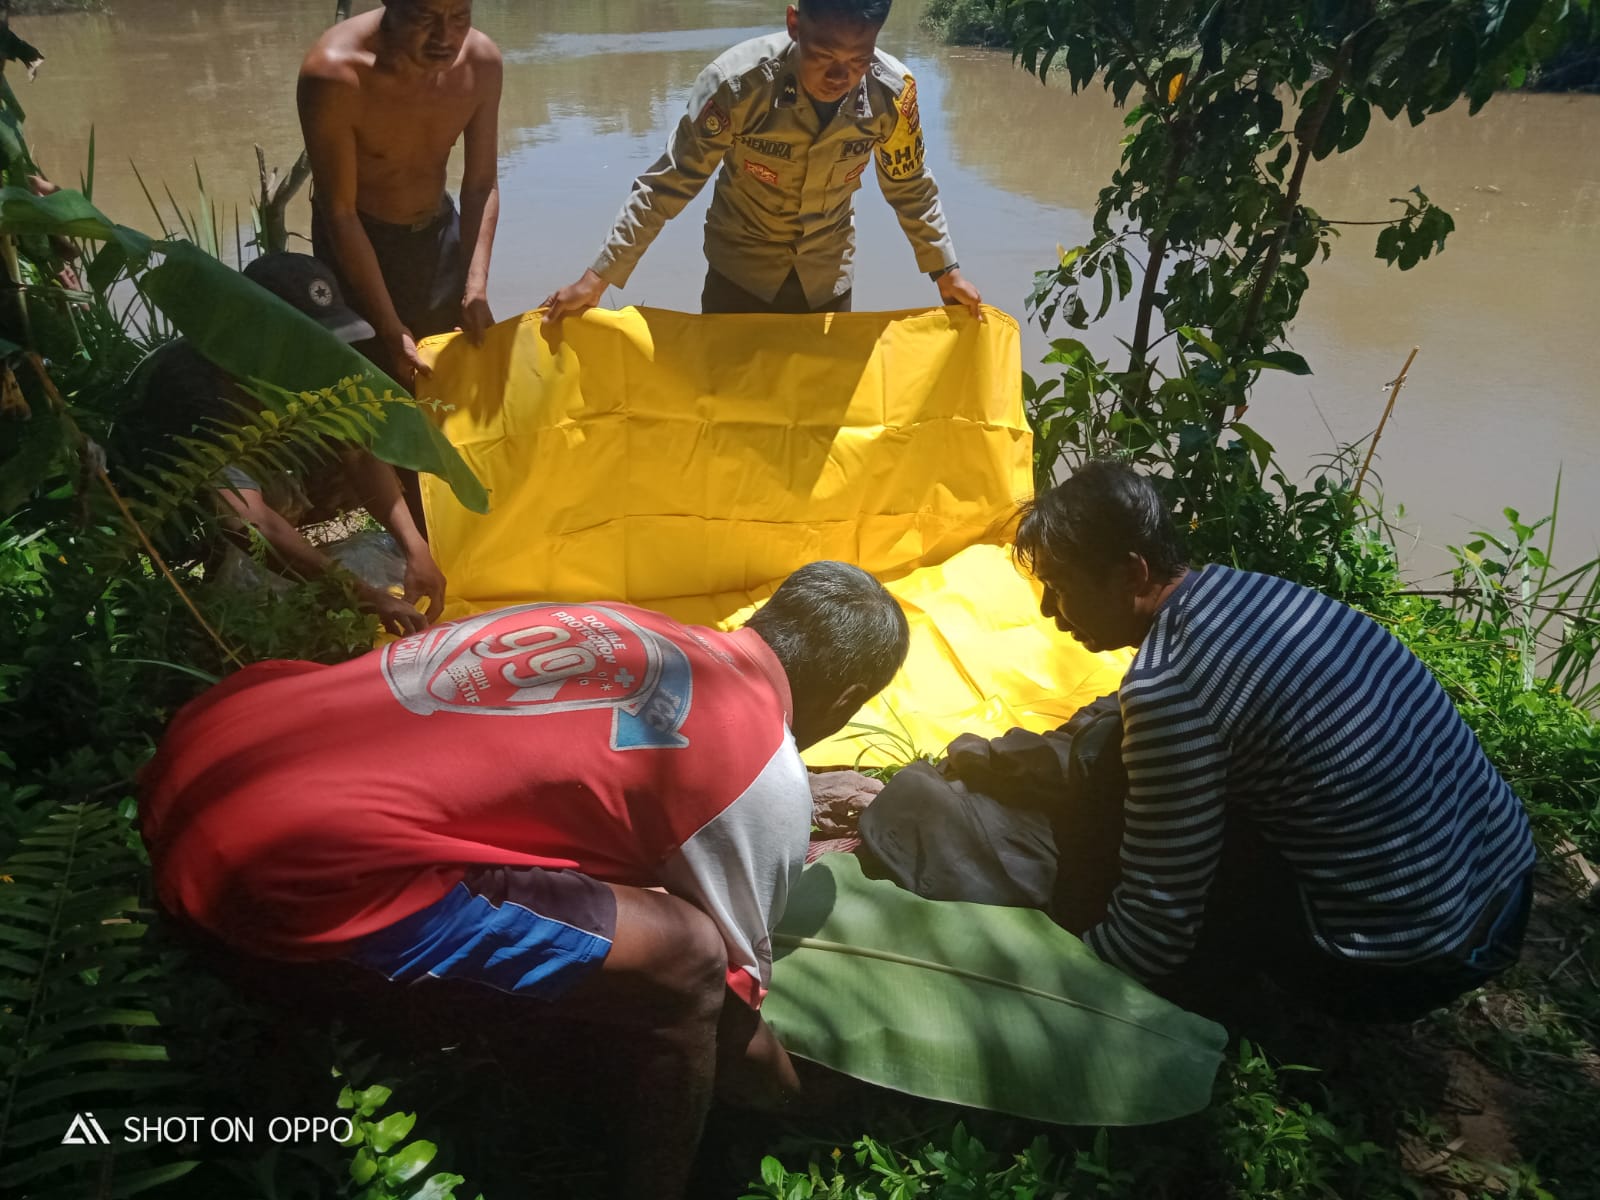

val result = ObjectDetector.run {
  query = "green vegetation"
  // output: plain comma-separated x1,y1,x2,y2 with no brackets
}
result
926,0,1596,97
0,22,489,1196
920,0,1017,48
4,1,105,15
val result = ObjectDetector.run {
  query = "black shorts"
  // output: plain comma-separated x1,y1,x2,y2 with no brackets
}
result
312,193,467,340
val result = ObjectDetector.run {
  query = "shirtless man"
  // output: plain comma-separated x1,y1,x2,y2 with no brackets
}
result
298,0,502,386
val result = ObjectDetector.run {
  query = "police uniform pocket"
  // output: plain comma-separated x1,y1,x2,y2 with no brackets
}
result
740,157,784,189
831,155,872,194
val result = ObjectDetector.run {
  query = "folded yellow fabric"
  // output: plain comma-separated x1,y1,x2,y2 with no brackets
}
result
418,307,1126,765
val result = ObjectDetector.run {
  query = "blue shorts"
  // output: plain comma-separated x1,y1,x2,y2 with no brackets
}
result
348,865,617,1000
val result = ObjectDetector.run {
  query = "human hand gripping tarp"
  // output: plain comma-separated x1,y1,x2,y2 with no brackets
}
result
414,307,1225,1123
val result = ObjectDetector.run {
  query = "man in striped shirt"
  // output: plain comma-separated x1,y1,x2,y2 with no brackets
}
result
1015,462,1536,1022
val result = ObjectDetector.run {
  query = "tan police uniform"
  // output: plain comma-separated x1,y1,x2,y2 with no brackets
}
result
591,32,959,311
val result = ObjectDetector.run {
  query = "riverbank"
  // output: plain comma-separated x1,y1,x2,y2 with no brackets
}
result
10,0,1599,580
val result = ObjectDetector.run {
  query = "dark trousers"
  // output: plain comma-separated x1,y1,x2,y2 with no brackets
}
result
701,267,852,315
1059,791,1533,1024
310,196,466,535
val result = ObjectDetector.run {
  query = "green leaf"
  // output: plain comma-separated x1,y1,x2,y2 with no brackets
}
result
366,1109,416,1153
139,241,487,513
1176,326,1223,361
1486,0,1545,54
1230,422,1276,471
1246,350,1313,375
1113,251,1133,299
350,1146,379,1185
0,109,28,172
16,1039,169,1075
410,1175,467,1200
0,399,71,515
0,26,44,67
1312,94,1345,161
766,854,1227,1126
353,1083,392,1116
381,1139,439,1188
1337,97,1371,152
762,1156,789,1188
87,241,129,295
0,186,153,267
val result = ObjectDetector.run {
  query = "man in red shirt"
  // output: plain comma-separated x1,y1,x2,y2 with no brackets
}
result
141,561,908,1197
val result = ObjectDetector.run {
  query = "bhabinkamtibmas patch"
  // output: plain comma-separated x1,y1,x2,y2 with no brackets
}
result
878,74,924,181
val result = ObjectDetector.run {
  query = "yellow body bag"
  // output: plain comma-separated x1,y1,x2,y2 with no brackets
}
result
418,306,1127,765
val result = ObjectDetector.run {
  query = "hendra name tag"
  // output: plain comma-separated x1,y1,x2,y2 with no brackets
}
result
381,603,693,750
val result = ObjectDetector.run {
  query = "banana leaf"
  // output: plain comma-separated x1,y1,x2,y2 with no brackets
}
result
142,242,487,512
766,853,1227,1126
0,187,488,513
0,186,152,265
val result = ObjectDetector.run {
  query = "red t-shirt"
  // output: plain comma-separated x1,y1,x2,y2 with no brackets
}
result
140,602,811,1007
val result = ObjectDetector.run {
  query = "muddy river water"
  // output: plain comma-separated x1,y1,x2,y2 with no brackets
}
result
18,0,1600,577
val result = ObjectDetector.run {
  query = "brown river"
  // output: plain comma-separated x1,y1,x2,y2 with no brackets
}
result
17,0,1600,578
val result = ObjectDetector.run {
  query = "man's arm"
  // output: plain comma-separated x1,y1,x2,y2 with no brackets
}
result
542,64,736,322
1083,683,1228,980
456,38,503,343
339,449,445,622
655,742,810,1112
216,480,429,636
297,63,426,382
874,73,982,319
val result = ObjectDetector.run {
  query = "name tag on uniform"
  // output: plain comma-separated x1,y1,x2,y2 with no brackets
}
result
738,135,792,160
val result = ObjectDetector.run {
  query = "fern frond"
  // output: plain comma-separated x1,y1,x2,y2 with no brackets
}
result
110,377,400,555
0,804,196,1197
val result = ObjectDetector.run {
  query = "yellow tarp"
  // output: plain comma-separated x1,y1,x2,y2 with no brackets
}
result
417,306,1127,765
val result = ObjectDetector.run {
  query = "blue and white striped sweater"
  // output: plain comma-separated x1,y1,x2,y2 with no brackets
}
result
1086,565,1535,982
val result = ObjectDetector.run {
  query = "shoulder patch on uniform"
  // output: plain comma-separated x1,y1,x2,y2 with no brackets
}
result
877,73,925,181
897,74,921,133
697,96,729,137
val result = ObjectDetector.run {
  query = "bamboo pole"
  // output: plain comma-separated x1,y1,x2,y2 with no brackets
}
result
1353,345,1419,501
26,354,246,670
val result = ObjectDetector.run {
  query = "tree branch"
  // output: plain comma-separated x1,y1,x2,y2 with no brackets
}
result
1235,39,1354,349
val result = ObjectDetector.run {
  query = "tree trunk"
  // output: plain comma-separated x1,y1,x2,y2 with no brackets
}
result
1126,117,1193,410
1234,42,1353,349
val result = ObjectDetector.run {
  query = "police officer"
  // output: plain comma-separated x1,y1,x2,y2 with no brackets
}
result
542,0,982,320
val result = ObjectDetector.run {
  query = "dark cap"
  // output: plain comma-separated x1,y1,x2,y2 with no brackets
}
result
242,253,376,344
